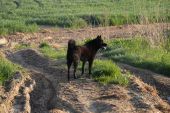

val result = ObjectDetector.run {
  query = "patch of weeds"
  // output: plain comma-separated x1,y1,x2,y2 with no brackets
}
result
92,59,129,86
39,42,65,59
39,42,50,48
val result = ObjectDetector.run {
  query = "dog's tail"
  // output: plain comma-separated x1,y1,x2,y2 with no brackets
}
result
67,39,76,60
68,39,76,50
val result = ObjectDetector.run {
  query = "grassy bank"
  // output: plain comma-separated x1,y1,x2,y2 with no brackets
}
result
103,38,170,76
0,55,18,85
0,0,169,34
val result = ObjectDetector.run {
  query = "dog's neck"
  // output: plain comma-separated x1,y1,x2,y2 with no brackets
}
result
84,41,100,56
86,44,99,51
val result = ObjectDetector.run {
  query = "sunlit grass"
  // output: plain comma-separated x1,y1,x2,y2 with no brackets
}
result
103,38,170,76
92,59,130,86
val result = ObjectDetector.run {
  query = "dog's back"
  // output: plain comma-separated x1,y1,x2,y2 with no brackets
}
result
67,39,90,63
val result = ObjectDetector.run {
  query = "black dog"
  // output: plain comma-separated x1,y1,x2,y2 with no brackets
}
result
66,35,107,81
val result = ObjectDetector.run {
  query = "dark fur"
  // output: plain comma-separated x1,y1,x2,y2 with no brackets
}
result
66,35,107,81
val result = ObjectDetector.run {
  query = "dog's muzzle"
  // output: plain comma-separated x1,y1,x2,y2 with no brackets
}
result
102,46,107,50
102,43,107,50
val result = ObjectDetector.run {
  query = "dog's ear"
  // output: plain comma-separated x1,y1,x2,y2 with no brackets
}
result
97,35,101,40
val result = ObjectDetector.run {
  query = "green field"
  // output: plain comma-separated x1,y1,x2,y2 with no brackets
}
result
103,37,170,76
0,0,170,34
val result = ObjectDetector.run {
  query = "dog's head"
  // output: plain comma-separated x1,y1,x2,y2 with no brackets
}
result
95,35,107,49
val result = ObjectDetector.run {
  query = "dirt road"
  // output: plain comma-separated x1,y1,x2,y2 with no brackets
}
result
4,49,169,113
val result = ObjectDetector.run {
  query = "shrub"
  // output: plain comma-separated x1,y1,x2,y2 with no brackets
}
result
56,16,87,28
81,14,110,27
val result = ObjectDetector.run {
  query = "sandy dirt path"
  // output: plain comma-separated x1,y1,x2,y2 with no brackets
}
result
6,49,169,113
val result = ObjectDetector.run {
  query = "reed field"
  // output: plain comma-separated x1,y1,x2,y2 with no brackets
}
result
0,0,169,34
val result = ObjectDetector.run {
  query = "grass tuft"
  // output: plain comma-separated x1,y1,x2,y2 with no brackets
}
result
92,59,129,86
14,43,31,50
39,42,50,48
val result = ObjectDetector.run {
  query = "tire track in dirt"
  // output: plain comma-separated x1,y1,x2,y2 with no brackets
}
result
118,63,170,100
29,71,55,113
8,49,89,113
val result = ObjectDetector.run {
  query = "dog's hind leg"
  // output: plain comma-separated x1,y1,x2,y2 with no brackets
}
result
73,61,78,79
81,61,86,76
88,60,93,78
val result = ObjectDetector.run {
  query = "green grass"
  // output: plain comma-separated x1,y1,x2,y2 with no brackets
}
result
0,20,38,35
103,38,170,76
39,42,65,59
92,59,129,86
0,0,169,34
0,55,17,85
